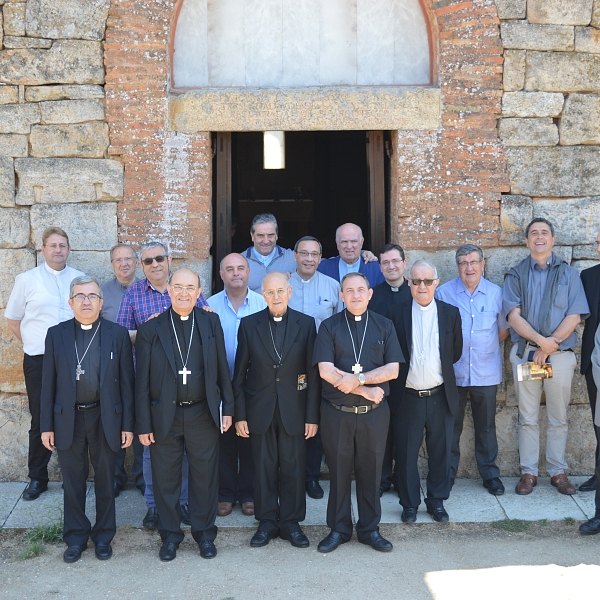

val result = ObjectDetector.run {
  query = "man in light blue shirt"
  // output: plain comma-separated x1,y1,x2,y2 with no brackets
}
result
207,253,266,517
436,244,509,496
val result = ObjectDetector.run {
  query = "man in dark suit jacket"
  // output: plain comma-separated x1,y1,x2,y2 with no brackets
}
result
135,268,234,562
233,272,320,549
579,231,600,493
387,260,462,523
41,276,135,564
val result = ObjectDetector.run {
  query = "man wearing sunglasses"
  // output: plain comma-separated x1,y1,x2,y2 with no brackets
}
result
387,261,462,523
117,241,208,529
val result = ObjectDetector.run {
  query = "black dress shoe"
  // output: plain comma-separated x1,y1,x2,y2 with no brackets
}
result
360,530,393,552
114,483,122,498
22,480,48,501
159,541,178,561
95,543,113,560
143,507,158,529
199,540,217,559
379,483,391,497
180,503,191,526
427,506,450,522
250,529,279,548
280,530,309,548
579,475,597,492
306,481,324,499
63,543,87,563
483,477,505,496
401,507,417,523
579,516,600,535
317,531,348,553
137,483,146,496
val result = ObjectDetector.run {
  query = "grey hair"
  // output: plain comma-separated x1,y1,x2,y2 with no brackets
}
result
70,275,103,299
141,241,169,256
335,223,363,241
409,260,438,279
251,213,278,235
455,244,483,263
110,243,138,261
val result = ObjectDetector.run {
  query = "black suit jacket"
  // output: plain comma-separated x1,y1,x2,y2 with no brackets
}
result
581,264,600,375
232,307,320,436
387,299,463,416
40,318,135,453
135,307,234,442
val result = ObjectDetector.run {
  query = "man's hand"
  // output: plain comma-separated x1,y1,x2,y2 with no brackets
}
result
222,416,232,432
357,386,385,404
361,250,378,263
538,336,560,356
121,431,134,448
139,433,155,446
305,424,318,439
202,305,215,314
532,349,550,367
235,420,250,438
41,432,55,452
145,313,161,322
334,369,360,394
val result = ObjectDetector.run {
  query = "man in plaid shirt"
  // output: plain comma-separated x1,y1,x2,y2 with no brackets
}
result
117,241,208,529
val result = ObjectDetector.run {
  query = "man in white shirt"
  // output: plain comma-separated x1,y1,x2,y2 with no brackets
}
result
288,236,343,499
387,261,463,523
5,227,85,500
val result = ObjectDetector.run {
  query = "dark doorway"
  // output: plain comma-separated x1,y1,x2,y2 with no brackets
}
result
212,130,387,292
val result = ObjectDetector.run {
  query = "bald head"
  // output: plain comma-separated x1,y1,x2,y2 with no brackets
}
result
335,223,364,265
170,268,201,288
220,253,250,294
168,268,202,316
261,272,292,317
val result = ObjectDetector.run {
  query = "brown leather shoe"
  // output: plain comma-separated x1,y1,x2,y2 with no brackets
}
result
241,502,255,516
551,474,576,495
515,474,537,495
217,501,233,516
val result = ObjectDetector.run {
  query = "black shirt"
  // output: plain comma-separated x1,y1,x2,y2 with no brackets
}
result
314,309,404,406
369,280,411,316
268,309,288,365
74,318,101,405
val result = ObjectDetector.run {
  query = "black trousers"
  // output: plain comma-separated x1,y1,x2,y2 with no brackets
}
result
321,400,389,541
218,425,254,504
394,387,454,510
23,354,53,483
250,403,306,536
305,430,324,483
450,385,500,481
585,369,599,466
114,436,144,489
594,425,600,513
380,419,398,490
57,407,116,547
150,403,218,545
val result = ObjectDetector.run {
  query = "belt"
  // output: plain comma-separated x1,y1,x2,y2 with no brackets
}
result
329,402,384,414
76,401,100,411
406,384,444,398
177,399,205,406
526,341,540,348
526,342,572,352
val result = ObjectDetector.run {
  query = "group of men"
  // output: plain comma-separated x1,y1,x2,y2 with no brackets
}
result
5,214,600,564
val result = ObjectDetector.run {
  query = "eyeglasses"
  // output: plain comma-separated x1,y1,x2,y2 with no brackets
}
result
171,285,198,294
381,258,405,267
263,288,287,298
297,251,321,259
71,293,101,303
141,255,168,266
112,257,134,264
410,279,437,287
457,260,482,269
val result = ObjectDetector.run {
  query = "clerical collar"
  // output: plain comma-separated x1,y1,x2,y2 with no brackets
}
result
346,309,366,322
388,279,404,293
75,318,100,330
269,310,288,323
172,308,192,321
44,262,66,276
413,299,434,312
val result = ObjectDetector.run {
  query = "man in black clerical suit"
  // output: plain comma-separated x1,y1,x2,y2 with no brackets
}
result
233,272,320,549
315,272,403,553
579,230,600,494
41,276,135,564
135,268,234,562
369,243,411,496
387,260,462,523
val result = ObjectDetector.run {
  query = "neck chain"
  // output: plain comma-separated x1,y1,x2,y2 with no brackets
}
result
268,319,283,364
344,310,369,374
74,321,101,381
170,310,195,385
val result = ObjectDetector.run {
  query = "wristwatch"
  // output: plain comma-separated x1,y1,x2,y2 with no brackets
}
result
358,373,366,385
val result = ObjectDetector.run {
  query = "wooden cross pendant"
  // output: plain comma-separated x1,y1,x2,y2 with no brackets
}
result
179,367,191,385
75,364,85,381
352,363,363,374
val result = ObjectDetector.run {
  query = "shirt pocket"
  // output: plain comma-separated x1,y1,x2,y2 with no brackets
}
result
472,311,497,349
554,284,569,310
370,342,385,365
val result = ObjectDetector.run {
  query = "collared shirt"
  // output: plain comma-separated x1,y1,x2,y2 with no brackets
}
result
5,263,85,356
370,279,412,316
437,276,508,387
244,245,297,293
207,288,266,377
253,246,277,267
116,278,208,331
101,277,140,323
338,256,361,282
288,270,343,331
406,300,443,391
502,254,590,350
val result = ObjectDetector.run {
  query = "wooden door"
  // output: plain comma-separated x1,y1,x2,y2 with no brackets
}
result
366,130,385,256
214,132,232,292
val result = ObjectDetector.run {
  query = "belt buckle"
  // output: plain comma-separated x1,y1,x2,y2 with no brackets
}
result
355,405,369,414
418,390,430,397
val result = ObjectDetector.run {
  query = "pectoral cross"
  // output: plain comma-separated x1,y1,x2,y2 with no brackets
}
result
179,367,191,385
352,363,363,374
75,364,85,380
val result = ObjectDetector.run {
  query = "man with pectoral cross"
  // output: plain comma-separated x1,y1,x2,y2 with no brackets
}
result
135,269,234,562
314,272,403,553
